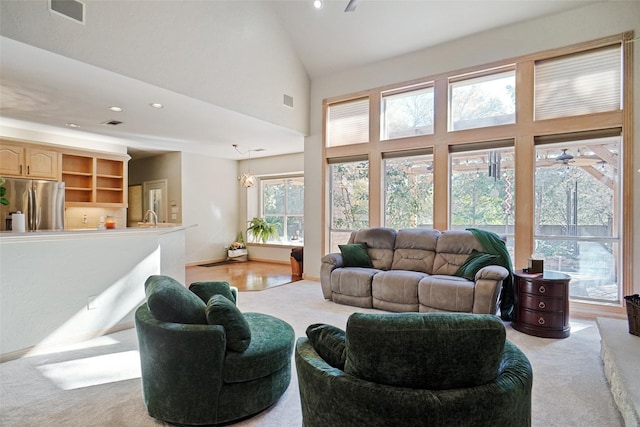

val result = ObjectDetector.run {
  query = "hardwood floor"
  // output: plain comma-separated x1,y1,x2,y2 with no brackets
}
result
186,260,301,292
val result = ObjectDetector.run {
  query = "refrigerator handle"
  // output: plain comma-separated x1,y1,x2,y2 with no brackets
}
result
28,186,35,231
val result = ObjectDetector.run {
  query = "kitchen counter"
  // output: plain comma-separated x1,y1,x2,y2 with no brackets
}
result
0,224,192,242
0,223,193,360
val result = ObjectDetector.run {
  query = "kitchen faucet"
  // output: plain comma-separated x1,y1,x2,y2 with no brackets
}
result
143,209,158,225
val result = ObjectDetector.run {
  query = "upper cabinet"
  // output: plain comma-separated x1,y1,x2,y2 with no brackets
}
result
61,153,128,207
0,142,58,180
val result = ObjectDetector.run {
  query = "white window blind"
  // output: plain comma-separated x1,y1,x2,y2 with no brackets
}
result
327,98,369,147
534,45,621,120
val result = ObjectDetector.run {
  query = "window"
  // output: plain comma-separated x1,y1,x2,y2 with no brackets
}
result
327,98,369,147
535,45,621,120
381,85,434,140
449,70,515,131
384,153,433,229
261,177,304,244
450,146,515,259
534,137,621,304
329,159,369,251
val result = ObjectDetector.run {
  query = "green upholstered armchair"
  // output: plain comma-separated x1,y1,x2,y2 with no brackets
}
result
295,312,532,427
135,275,294,426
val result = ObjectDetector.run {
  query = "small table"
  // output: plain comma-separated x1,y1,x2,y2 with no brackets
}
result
512,270,571,338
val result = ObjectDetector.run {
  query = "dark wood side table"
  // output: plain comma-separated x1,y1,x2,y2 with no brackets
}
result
512,270,571,338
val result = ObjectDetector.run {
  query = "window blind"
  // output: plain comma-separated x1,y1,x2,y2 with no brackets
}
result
534,45,621,120
327,98,369,147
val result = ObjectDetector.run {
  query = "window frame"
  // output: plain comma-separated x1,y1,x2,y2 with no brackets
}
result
321,32,633,313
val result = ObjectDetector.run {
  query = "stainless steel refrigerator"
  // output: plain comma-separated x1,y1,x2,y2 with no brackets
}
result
1,178,65,231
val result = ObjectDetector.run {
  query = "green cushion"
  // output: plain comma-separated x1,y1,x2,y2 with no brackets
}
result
223,312,295,383
206,294,251,352
190,281,237,304
455,249,499,280
306,323,347,370
338,243,373,268
344,312,506,390
144,275,207,324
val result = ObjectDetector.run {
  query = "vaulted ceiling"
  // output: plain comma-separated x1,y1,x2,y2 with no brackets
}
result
0,0,599,159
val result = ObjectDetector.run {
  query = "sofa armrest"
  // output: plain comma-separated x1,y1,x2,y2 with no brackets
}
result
472,265,508,314
475,265,508,281
320,253,343,299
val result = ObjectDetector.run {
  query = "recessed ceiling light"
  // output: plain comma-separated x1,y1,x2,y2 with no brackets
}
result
313,0,322,9
66,123,80,128
109,106,123,112
149,103,164,109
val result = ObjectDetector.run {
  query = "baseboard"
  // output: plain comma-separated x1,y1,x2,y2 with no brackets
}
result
0,322,135,363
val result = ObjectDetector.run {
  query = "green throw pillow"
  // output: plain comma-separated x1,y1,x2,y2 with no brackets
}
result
455,250,499,280
206,294,251,352
144,275,207,324
306,323,347,370
189,281,237,304
338,243,373,268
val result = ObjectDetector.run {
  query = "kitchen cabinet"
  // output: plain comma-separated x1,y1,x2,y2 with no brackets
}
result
61,153,127,207
0,142,58,180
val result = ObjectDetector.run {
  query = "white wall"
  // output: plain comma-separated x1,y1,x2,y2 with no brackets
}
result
0,228,186,358
181,151,239,264
304,1,640,295
0,1,310,136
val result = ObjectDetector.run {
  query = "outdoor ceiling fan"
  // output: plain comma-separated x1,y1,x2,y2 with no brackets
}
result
556,149,575,165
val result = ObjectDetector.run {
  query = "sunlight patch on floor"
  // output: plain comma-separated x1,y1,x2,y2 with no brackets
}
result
37,350,141,390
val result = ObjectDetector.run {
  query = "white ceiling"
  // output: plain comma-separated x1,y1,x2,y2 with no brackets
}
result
0,0,598,160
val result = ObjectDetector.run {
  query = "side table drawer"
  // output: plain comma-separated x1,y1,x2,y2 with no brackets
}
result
519,294,565,312
518,280,565,297
518,308,565,329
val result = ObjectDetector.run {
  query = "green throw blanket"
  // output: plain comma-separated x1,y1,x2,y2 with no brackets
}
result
455,228,514,321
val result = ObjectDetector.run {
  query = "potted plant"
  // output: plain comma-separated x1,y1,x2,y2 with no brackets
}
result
247,217,278,243
0,177,8,206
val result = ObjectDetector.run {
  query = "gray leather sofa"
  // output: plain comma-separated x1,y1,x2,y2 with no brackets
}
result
320,227,509,314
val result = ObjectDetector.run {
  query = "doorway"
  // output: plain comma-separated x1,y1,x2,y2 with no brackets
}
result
143,179,168,223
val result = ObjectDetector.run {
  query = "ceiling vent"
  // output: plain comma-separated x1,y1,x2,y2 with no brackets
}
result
101,120,123,126
283,94,294,109
50,0,85,24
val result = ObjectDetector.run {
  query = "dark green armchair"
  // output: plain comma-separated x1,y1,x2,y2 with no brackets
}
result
135,275,294,425
295,312,532,427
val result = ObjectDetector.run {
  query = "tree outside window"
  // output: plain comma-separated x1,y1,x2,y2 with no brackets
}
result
262,177,304,244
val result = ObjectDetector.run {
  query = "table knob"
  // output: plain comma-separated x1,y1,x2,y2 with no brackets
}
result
538,317,546,325
539,301,546,309
539,285,546,294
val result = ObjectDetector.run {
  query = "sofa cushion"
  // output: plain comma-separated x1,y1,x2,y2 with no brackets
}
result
418,275,475,312
344,312,505,390
205,295,251,352
372,270,426,311
351,227,396,270
189,281,237,304
455,249,499,280
305,323,347,370
338,243,373,268
144,275,207,324
432,230,486,275
391,228,440,274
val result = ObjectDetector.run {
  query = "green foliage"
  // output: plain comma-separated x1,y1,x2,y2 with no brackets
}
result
0,177,8,206
247,217,279,243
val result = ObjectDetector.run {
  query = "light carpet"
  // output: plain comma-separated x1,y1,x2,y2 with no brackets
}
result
0,280,622,426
